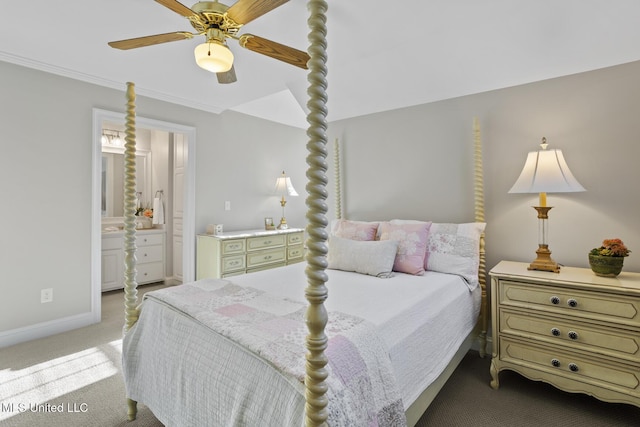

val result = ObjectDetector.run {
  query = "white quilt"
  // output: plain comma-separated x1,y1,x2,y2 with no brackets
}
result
122,263,479,425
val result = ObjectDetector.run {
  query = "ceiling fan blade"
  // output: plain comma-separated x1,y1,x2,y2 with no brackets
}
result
217,66,237,84
154,0,197,18
227,0,289,25
108,32,194,50
240,34,309,69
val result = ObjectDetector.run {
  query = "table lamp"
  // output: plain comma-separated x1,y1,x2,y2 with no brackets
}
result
274,171,298,229
509,137,585,272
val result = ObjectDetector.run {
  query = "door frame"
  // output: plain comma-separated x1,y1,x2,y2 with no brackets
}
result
91,108,196,321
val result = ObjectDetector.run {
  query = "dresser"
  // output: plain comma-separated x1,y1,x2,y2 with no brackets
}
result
102,229,166,291
196,228,304,279
489,261,640,408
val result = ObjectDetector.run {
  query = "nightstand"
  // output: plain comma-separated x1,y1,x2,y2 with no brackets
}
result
489,260,640,408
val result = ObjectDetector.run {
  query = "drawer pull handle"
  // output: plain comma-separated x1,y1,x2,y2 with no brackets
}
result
568,331,579,340
551,328,561,337
569,363,579,372
144,253,148,257
264,240,272,244
550,296,560,305
567,299,578,308
551,359,560,368
264,255,272,260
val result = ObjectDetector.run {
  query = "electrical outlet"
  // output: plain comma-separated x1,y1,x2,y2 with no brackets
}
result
41,288,53,303
225,201,231,211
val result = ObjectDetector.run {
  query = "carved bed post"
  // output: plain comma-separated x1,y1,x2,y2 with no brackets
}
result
304,0,330,425
473,117,488,357
123,82,139,420
333,138,342,220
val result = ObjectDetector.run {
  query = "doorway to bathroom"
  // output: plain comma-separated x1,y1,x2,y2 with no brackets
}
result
91,109,196,320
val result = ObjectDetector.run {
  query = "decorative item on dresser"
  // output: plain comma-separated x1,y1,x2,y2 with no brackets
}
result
273,171,298,230
490,260,640,409
589,238,631,277
196,228,304,279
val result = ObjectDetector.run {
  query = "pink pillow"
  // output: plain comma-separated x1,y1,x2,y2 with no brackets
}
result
333,219,379,241
379,221,431,275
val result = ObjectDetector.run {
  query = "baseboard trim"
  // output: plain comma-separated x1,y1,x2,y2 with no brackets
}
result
0,312,97,349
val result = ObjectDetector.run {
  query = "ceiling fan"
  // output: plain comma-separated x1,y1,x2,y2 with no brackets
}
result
108,0,310,84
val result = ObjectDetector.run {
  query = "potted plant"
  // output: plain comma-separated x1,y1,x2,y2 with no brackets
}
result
589,238,631,277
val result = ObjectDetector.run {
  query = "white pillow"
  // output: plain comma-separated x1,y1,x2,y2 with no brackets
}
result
327,236,399,278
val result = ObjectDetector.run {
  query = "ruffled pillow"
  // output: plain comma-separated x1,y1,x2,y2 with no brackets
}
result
379,221,431,275
333,219,379,241
327,236,398,278
425,222,486,289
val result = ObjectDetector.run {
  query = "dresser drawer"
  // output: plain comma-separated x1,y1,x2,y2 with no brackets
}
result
247,234,285,251
138,245,164,264
287,245,304,261
222,239,245,255
138,261,164,283
247,247,286,268
136,233,164,247
287,232,303,246
500,309,640,364
222,255,246,274
499,336,640,397
500,280,640,328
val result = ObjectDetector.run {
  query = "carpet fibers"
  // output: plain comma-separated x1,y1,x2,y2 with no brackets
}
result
1,285,638,426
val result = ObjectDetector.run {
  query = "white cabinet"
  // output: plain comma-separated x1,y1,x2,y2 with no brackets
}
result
196,228,304,279
101,229,166,291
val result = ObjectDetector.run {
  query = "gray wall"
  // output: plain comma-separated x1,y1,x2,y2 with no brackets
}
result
0,61,307,338
2,57,639,344
328,60,640,275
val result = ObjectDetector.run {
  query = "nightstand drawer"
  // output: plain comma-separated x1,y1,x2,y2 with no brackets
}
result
500,309,640,363
222,239,245,255
247,234,286,251
499,336,640,396
500,280,640,327
247,247,286,268
222,255,246,273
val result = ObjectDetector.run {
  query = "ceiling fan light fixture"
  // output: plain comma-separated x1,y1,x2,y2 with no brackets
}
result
194,40,234,73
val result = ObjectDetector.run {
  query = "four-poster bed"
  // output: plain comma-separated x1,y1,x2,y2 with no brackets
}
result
119,1,487,425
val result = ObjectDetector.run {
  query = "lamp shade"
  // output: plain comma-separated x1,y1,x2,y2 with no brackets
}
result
194,41,234,73
274,172,298,196
509,148,585,194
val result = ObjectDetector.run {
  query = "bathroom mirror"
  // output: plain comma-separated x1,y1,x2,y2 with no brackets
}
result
102,147,151,217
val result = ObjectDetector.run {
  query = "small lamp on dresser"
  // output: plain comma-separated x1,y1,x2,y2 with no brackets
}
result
274,171,298,230
509,137,586,272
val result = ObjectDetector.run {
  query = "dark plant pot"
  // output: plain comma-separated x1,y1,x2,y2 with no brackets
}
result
588,254,624,277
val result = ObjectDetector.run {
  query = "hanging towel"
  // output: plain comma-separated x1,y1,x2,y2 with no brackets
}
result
152,195,165,225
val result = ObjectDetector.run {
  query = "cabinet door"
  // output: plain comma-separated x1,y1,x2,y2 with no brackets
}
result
102,249,123,291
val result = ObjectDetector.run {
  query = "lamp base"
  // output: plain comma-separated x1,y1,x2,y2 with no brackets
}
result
528,244,560,273
277,217,289,230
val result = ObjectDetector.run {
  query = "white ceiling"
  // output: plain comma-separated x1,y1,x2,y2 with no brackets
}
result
2,1,640,129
